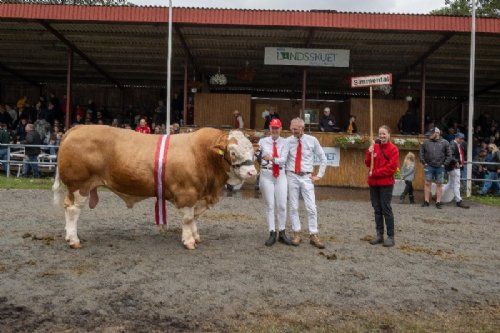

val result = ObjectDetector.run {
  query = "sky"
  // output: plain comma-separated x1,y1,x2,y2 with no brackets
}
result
129,0,446,14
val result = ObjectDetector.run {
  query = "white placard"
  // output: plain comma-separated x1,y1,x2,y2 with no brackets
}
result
265,47,350,67
351,74,392,88
314,147,340,167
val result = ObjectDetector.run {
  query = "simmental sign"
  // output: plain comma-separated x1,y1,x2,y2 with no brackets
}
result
351,74,392,88
264,47,350,67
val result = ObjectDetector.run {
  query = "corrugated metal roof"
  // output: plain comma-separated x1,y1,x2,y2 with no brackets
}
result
0,4,499,34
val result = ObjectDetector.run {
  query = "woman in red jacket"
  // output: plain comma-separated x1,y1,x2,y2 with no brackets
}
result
365,125,399,247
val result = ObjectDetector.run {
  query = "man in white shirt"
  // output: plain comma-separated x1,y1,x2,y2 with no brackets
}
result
286,117,327,248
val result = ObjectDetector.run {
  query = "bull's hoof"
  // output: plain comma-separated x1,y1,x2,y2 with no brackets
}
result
183,241,196,250
69,242,81,249
194,236,202,244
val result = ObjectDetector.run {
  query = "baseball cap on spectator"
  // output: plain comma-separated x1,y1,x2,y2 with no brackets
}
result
269,118,282,128
455,132,465,139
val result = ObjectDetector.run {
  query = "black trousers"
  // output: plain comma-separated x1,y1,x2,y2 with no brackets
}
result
401,180,414,197
369,185,395,237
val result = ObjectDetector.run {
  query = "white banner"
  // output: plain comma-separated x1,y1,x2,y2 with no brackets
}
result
351,74,392,88
264,47,350,67
314,147,340,167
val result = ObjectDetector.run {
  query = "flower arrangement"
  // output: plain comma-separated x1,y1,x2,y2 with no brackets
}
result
334,135,369,148
392,138,420,148
395,167,401,179
209,67,228,86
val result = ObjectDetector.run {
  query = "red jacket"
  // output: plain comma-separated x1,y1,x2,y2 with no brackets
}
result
365,141,399,187
135,125,151,134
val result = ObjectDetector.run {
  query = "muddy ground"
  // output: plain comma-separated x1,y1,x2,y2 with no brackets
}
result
0,187,499,332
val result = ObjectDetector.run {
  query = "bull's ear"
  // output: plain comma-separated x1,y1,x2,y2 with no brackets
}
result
211,135,227,156
212,145,226,156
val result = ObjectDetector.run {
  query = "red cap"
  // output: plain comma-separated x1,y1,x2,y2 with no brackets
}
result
269,118,282,128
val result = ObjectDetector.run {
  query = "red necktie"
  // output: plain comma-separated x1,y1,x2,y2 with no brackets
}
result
272,140,279,178
295,139,302,174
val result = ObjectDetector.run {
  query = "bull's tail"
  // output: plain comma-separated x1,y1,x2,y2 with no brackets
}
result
52,170,65,207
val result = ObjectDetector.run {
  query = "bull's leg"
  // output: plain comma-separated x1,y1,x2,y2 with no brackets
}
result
192,200,209,244
180,207,196,250
64,190,88,249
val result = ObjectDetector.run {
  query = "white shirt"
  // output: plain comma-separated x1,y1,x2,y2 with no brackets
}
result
258,136,289,168
285,134,327,178
236,115,244,129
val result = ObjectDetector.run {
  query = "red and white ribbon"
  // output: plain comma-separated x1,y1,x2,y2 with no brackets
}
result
154,135,171,225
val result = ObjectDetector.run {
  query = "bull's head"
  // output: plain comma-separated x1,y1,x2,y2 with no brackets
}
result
215,130,257,185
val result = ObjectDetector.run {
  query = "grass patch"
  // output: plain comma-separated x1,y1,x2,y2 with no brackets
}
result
0,175,54,190
230,305,500,333
469,195,500,206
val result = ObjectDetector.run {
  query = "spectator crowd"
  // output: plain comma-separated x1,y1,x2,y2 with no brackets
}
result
0,93,184,177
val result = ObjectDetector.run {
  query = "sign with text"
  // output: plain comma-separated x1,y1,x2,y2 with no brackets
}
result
351,73,392,88
265,47,350,67
314,147,340,167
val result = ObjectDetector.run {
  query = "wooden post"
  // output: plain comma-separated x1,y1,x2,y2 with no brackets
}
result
65,49,73,131
301,69,307,118
369,86,374,172
183,58,188,126
420,61,426,134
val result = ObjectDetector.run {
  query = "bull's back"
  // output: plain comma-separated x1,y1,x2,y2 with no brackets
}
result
58,126,158,194
58,126,226,201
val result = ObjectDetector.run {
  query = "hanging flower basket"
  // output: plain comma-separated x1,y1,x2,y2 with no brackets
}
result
210,68,228,86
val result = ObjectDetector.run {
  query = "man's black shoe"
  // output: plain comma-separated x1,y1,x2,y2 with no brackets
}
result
435,202,442,209
369,233,384,245
456,201,470,209
383,236,395,247
421,201,430,207
278,230,292,245
265,231,277,246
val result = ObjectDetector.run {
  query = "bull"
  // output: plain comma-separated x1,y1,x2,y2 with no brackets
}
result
52,125,257,250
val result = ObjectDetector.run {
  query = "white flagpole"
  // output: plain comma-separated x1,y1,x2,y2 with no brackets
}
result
166,0,173,135
466,0,476,197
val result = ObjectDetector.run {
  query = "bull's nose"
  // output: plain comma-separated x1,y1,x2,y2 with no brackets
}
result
248,170,257,177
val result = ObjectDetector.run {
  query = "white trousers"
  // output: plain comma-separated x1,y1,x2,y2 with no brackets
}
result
287,172,318,234
259,169,287,232
443,168,462,202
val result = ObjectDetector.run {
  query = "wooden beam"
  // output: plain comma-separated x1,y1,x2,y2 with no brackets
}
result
305,28,315,48
420,61,426,134
65,49,72,131
0,61,40,87
174,25,199,74
38,20,123,89
394,32,454,86
475,80,500,97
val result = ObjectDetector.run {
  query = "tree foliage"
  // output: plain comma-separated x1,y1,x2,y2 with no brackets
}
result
430,0,500,17
0,0,134,5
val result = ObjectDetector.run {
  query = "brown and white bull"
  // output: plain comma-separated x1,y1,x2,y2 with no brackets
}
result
52,125,257,249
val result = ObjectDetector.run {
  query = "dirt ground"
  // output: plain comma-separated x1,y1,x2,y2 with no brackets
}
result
0,187,499,332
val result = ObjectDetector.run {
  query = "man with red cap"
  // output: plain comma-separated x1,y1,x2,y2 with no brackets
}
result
258,118,293,246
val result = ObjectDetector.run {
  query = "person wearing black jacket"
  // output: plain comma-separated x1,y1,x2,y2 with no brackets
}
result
319,107,337,132
419,127,452,209
21,123,41,178
263,108,280,130
479,144,500,195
